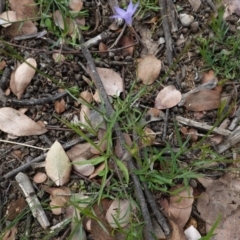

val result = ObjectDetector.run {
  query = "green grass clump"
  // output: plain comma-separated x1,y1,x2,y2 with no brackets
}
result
197,6,240,80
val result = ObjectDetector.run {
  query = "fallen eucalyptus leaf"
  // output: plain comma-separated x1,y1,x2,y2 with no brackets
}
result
45,140,72,186
155,85,182,109
0,107,47,136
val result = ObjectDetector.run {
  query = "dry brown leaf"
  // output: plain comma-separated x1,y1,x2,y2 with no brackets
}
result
197,173,240,239
6,197,27,221
67,142,95,161
72,158,95,176
3,20,37,38
45,140,72,186
10,58,37,99
69,0,83,11
91,199,115,240
53,10,74,35
161,185,194,229
33,172,47,183
79,91,92,127
137,55,161,85
54,98,66,114
99,42,108,54
223,0,240,16
184,90,220,111
155,85,182,109
3,226,18,240
50,201,63,215
89,162,105,179
169,219,187,240
118,35,135,56
91,128,107,154
187,0,201,11
0,11,17,28
96,67,124,96
9,0,39,19
48,186,71,207
0,60,6,70
52,53,65,63
106,199,137,228
115,133,132,159
0,107,47,136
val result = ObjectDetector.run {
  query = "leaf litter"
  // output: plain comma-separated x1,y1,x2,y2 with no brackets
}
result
2,0,240,239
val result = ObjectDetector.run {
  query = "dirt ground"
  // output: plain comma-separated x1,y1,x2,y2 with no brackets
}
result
1,0,240,239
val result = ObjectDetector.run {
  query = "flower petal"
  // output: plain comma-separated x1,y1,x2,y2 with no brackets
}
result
124,12,133,26
114,6,127,17
110,14,122,19
127,0,134,12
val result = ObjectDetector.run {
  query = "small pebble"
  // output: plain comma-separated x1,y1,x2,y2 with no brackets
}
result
179,13,194,27
190,21,199,33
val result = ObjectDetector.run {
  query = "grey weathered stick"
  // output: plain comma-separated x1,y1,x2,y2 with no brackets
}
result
176,116,231,136
77,26,155,240
228,107,240,131
217,126,240,154
15,172,50,229
159,0,173,65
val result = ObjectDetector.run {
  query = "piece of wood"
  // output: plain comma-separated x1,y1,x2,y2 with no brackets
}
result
176,116,231,136
15,172,50,229
217,126,240,154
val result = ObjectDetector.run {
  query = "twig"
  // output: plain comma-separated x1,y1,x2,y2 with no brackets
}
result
159,0,173,65
0,66,11,90
217,126,240,154
3,137,92,179
0,139,48,151
8,91,68,107
162,108,169,141
77,26,155,240
176,116,231,136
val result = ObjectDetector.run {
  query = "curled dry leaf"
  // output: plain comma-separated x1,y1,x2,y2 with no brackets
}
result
91,199,115,240
3,226,17,240
45,140,72,186
0,11,17,28
33,172,47,183
67,142,95,161
91,128,107,154
96,67,124,96
155,85,182,109
137,55,161,85
118,35,135,56
106,199,137,228
115,133,132,159
0,107,47,136
163,185,194,229
79,90,92,127
72,158,95,176
49,186,71,207
10,58,37,99
2,20,37,38
89,162,105,179
9,0,39,20
6,197,27,221
53,10,74,35
69,0,83,12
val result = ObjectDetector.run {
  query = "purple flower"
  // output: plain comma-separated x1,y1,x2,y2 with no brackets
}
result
111,0,139,26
